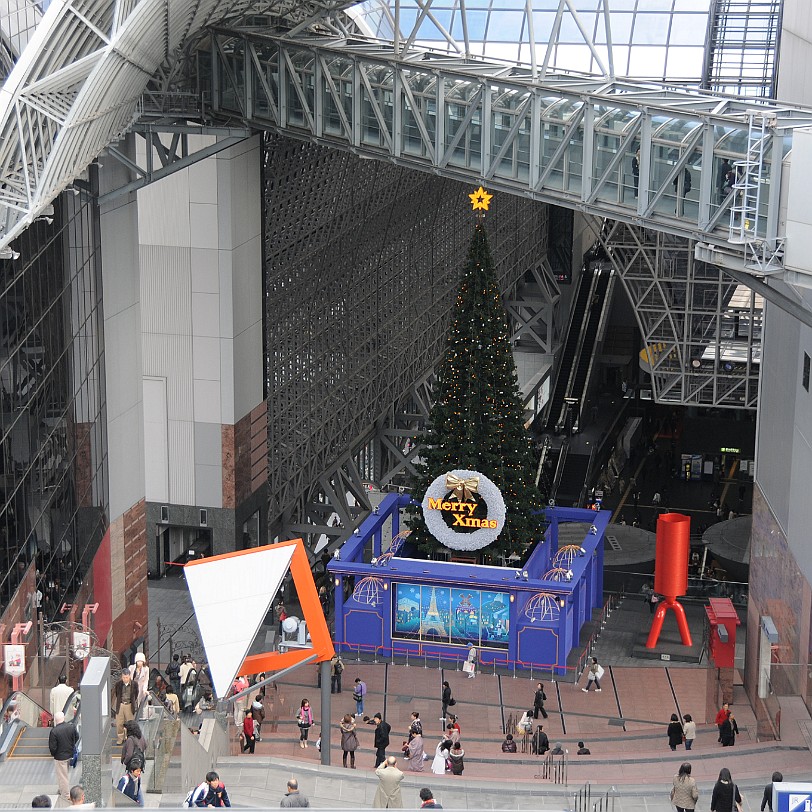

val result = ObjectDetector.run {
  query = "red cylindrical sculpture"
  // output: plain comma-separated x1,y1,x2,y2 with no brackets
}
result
654,513,690,598
646,512,693,648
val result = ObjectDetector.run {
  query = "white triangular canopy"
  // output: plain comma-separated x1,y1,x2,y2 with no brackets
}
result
184,545,295,698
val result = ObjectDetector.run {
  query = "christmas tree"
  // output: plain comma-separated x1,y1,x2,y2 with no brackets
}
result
405,212,545,560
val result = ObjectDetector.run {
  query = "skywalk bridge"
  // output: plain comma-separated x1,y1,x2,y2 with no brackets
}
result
207,28,812,285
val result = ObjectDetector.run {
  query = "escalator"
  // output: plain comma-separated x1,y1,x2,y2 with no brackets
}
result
556,452,592,506
1,690,80,760
565,265,614,430
544,264,593,432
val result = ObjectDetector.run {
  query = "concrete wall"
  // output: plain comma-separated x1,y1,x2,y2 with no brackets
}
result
777,0,812,105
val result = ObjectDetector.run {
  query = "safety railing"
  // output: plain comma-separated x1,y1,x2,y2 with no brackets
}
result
334,640,576,681
536,750,568,785
135,690,180,793
575,593,621,683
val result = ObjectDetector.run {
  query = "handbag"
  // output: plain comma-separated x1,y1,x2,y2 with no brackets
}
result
448,698,456,706
70,745,79,768
462,661,474,673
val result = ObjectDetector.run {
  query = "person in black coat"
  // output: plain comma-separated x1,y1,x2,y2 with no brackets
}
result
711,768,742,812
531,725,550,755
761,771,783,811
370,713,391,768
441,681,453,721
719,713,739,747
48,712,79,804
533,683,549,719
667,713,684,751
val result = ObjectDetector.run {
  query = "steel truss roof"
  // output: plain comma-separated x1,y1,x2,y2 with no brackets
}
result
0,0,358,249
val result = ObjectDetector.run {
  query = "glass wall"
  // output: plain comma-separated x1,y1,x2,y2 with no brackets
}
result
0,183,108,622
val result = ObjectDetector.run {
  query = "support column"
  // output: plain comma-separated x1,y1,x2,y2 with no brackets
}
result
320,660,331,766
78,657,112,808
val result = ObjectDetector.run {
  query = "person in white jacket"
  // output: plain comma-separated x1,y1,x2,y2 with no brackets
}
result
582,657,604,692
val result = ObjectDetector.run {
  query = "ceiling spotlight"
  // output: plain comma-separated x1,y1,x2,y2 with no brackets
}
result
373,505,379,515
0,247,20,261
589,525,598,535
353,528,361,536
722,361,734,373
690,358,702,369
332,549,341,559
522,570,529,581
514,569,522,580
578,547,586,557
565,569,573,581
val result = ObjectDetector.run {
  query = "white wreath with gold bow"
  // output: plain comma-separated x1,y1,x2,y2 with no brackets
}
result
422,469,506,551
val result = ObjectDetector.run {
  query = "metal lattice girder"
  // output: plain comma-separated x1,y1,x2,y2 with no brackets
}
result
503,256,562,355
597,219,761,409
208,28,812,283
0,0,360,249
263,134,548,543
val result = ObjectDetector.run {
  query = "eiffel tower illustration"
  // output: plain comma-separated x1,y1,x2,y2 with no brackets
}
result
420,587,447,636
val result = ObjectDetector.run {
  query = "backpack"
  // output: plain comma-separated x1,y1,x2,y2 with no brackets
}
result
183,781,209,808
124,740,145,771
334,659,343,674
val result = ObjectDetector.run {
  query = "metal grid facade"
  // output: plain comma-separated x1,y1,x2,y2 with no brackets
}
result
264,133,548,536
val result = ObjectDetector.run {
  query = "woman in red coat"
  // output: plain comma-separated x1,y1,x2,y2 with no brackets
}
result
242,709,256,754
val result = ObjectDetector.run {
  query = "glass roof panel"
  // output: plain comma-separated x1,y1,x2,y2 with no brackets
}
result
347,0,714,82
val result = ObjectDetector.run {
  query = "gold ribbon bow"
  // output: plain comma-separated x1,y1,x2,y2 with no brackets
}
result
445,473,479,502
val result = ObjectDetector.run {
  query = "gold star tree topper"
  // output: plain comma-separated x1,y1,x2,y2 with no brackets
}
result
469,186,493,212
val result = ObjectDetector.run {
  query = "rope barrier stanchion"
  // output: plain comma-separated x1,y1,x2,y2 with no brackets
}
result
373,646,379,664
424,650,428,669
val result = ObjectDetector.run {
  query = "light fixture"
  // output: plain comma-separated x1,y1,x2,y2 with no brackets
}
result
565,569,573,581
557,597,566,608
589,525,598,535
578,547,586,557
690,358,702,370
354,528,361,536
370,557,378,565
514,570,522,580
0,247,20,260
722,361,734,373
522,570,529,581
334,578,340,586
333,549,341,559
373,505,379,515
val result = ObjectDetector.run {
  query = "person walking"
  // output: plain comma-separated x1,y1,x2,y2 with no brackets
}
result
186,772,230,807
50,675,73,721
682,714,696,750
720,711,739,746
532,682,549,719
431,738,450,773
670,763,699,812
296,699,313,748
403,732,425,772
280,778,309,808
352,678,367,717
761,771,783,811
241,709,256,753
715,702,730,741
373,756,404,809
251,694,265,741
464,644,477,678
448,742,464,775
166,654,181,696
112,670,141,745
408,711,423,742
667,713,684,751
116,757,144,807
419,788,443,809
48,711,79,805
120,721,146,769
372,713,391,768
582,657,604,692
441,681,454,721
340,714,358,768
710,768,742,812
129,653,150,709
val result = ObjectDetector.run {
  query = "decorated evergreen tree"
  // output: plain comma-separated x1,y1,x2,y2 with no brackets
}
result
406,206,545,560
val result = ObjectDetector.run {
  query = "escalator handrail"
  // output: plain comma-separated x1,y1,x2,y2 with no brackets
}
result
570,270,615,428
